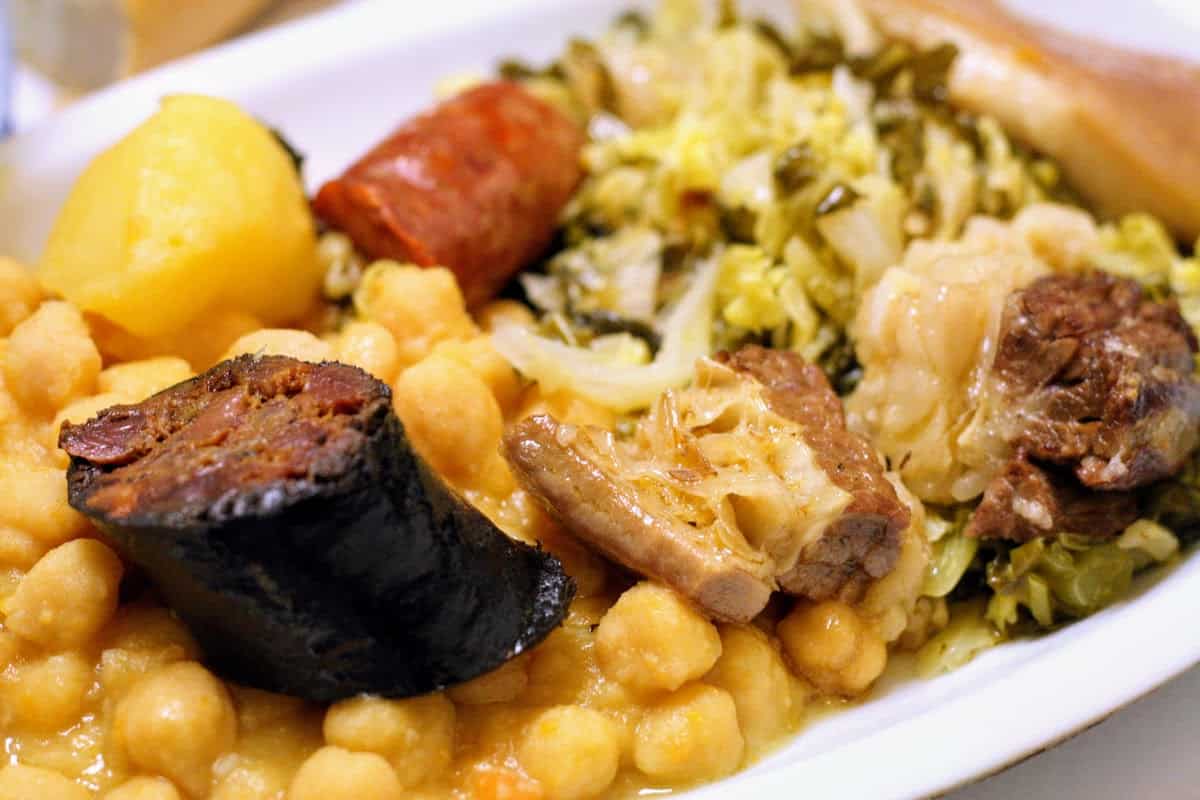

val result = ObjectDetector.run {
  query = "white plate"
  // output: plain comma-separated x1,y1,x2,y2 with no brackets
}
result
1,2,1198,798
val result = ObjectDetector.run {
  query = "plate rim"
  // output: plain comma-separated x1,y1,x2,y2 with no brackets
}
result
3,2,1200,798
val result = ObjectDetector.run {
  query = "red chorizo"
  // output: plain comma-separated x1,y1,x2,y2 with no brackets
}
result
313,81,585,307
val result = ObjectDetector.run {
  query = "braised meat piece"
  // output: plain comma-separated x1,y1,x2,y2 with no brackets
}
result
716,348,910,601
970,273,1200,541
993,273,1200,489
61,354,573,702
504,347,909,621
966,453,1140,541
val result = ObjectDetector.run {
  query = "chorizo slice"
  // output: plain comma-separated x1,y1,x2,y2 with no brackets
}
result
313,81,585,307
60,354,574,702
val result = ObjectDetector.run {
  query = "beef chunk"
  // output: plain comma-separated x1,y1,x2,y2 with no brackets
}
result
971,273,1200,541
966,453,1140,541
993,272,1200,489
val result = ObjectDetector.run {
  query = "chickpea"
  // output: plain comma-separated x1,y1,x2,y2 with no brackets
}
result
335,321,401,385
432,337,523,414
471,768,543,800
533,527,608,599
98,358,193,401
476,299,536,333
595,582,721,693
0,461,88,547
777,600,888,696
168,309,263,370
103,777,183,800
0,651,94,732
223,329,335,363
393,355,504,489
231,686,310,733
448,655,529,705
4,538,123,650
353,263,476,368
323,693,454,787
524,626,601,707
4,301,101,416
113,661,237,798
633,684,744,783
210,761,286,800
0,257,41,336
705,625,799,756
517,387,616,430
98,605,200,699
0,764,90,800
0,526,49,571
287,747,403,800
518,706,620,800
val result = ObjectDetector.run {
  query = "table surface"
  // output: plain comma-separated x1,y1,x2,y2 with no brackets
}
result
6,2,1200,799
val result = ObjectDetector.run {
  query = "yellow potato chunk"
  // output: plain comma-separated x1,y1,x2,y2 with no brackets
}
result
595,582,722,693
288,747,403,800
4,538,123,650
778,600,887,696
113,661,237,798
40,95,320,340
323,694,454,788
519,706,620,800
0,764,89,800
633,684,744,783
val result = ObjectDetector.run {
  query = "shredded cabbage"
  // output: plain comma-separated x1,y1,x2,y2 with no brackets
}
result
492,256,720,412
922,520,977,598
915,599,1000,677
983,525,1179,634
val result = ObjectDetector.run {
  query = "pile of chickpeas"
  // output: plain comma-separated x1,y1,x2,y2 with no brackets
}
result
0,251,938,799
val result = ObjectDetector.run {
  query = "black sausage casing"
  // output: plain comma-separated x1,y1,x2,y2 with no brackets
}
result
59,354,574,702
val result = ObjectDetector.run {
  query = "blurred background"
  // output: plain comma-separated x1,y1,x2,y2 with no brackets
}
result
0,0,347,135
2,0,1199,138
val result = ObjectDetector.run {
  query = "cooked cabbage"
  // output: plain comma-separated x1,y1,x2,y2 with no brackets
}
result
493,256,720,412
985,525,1179,634
484,0,1200,681
915,599,999,677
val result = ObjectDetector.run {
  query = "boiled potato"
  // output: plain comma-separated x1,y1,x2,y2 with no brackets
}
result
40,94,320,339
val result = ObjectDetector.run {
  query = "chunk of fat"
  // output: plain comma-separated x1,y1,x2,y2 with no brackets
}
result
846,211,1062,503
835,0,1200,241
